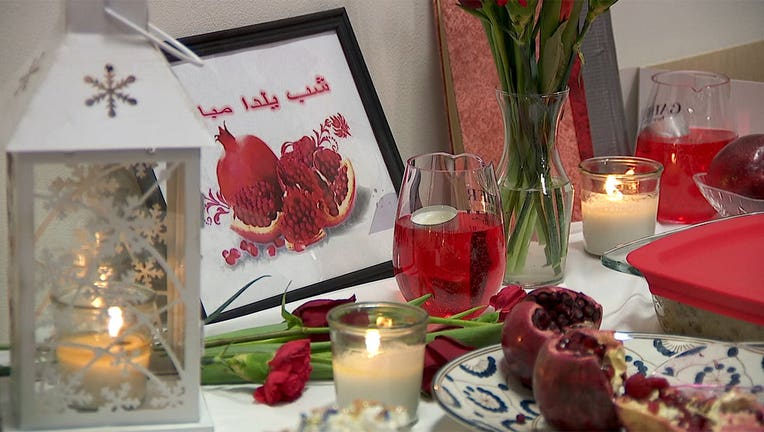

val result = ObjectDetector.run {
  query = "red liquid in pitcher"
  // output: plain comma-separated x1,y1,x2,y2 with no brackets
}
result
392,211,506,317
635,127,736,224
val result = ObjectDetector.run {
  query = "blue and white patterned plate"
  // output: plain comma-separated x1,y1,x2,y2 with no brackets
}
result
431,332,764,432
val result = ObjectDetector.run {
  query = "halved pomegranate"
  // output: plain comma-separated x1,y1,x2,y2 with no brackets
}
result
219,116,355,253
277,135,356,240
533,328,627,431
501,286,602,387
616,375,764,431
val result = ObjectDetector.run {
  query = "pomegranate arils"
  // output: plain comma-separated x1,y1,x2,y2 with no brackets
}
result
331,165,349,203
280,188,325,250
314,148,341,182
556,331,607,358
278,152,315,189
232,180,282,227
624,373,670,399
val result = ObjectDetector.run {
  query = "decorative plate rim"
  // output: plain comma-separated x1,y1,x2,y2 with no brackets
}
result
431,332,764,432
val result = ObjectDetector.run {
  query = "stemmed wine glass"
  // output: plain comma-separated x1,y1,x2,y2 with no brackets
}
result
392,153,506,317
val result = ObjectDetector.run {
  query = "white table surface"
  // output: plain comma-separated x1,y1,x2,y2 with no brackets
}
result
200,221,681,432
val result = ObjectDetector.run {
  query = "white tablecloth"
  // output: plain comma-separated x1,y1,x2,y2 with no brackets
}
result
200,221,675,431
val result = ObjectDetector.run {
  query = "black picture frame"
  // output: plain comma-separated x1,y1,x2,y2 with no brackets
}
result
168,8,403,323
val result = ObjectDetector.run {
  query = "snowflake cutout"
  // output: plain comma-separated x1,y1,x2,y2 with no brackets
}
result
98,382,142,412
84,64,137,117
149,381,186,409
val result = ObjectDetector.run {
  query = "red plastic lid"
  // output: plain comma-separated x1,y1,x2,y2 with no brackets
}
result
627,213,764,326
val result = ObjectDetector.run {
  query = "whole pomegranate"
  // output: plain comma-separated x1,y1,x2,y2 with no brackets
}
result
215,124,283,243
616,374,764,431
501,286,602,387
706,133,764,199
532,328,627,431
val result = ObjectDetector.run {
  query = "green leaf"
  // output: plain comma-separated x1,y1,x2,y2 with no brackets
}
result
204,322,289,345
200,361,249,385
225,352,273,383
425,323,503,348
204,275,271,324
539,23,566,93
203,341,285,358
309,362,334,381
279,282,303,329
406,293,432,307
474,311,500,323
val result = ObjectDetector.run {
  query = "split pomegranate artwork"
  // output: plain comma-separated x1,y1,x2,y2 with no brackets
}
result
169,28,399,319
204,113,356,264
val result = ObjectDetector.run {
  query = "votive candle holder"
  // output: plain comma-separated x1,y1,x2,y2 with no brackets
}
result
327,302,428,425
579,156,664,255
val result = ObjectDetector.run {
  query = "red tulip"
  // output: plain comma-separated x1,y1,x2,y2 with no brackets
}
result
292,295,356,341
253,339,313,405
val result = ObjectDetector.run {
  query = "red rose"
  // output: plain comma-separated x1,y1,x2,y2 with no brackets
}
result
292,295,356,341
253,339,313,405
421,336,474,395
489,285,527,321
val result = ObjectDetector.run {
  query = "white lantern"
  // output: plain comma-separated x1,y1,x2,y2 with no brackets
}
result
2,0,212,430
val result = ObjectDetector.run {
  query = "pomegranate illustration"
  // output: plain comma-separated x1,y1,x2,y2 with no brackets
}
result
210,114,356,257
501,286,603,387
216,124,283,243
276,131,356,250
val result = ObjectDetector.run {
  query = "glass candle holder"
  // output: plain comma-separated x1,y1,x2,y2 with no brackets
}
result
52,284,156,410
579,157,664,255
327,302,429,425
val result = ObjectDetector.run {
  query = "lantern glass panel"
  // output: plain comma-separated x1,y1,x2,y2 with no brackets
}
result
22,157,194,424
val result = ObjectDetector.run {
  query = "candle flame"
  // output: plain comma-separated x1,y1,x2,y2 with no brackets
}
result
365,329,381,357
375,316,394,328
107,306,123,337
94,265,112,288
604,169,635,200
604,175,623,200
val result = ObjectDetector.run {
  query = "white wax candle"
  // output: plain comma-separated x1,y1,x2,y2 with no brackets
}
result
56,332,151,409
333,342,425,420
582,192,658,255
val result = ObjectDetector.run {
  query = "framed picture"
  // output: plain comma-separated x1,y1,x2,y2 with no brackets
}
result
169,8,403,323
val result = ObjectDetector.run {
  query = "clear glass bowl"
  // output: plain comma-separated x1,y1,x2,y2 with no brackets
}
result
693,172,764,217
601,215,764,341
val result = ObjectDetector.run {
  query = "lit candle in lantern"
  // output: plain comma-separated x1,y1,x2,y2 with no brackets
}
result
54,290,154,410
579,157,664,256
328,303,428,423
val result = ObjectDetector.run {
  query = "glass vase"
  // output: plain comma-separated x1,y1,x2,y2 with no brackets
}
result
496,89,574,288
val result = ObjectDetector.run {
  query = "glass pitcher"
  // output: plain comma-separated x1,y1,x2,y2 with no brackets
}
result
635,70,736,224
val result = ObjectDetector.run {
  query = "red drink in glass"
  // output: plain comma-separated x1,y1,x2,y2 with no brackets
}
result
392,211,506,317
635,127,736,224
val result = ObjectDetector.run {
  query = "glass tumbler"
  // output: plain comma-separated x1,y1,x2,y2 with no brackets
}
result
328,302,428,424
392,152,505,317
635,70,736,224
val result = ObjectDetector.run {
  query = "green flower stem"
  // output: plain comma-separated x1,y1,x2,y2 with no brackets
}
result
204,327,329,349
427,316,494,328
